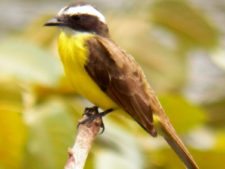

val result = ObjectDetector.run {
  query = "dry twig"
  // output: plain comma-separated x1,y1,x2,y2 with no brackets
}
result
64,108,102,169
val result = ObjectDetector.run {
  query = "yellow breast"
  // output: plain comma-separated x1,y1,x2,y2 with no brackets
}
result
58,31,117,109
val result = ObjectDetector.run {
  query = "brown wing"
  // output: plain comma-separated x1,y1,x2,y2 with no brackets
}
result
85,36,199,169
85,36,157,137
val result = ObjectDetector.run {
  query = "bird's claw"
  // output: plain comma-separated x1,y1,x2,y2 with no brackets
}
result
77,106,112,134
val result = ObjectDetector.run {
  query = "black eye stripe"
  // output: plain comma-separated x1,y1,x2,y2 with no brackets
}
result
72,15,81,20
60,14,109,37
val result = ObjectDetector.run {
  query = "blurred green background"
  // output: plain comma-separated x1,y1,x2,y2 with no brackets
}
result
0,0,225,168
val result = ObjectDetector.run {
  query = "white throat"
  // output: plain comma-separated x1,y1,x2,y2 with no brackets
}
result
61,27,91,36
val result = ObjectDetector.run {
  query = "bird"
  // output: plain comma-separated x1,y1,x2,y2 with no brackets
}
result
44,2,199,169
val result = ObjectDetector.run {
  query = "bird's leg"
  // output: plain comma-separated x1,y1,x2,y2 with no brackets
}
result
98,108,114,133
78,107,114,134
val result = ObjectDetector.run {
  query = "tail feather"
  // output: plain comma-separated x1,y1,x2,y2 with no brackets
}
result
159,117,199,169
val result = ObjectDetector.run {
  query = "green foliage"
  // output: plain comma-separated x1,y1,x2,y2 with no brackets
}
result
24,98,76,169
159,94,206,133
0,38,63,86
0,84,26,169
151,0,219,49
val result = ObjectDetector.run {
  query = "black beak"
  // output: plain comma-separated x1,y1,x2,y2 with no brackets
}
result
44,17,64,26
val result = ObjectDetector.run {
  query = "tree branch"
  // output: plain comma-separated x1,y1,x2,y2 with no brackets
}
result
64,108,102,169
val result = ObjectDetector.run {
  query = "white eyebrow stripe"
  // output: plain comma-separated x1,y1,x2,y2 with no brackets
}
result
58,6,68,16
58,5,106,23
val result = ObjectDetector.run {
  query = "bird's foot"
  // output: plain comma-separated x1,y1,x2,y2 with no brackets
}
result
78,106,114,134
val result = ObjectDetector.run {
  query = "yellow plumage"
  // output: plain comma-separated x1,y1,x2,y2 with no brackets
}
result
58,31,117,109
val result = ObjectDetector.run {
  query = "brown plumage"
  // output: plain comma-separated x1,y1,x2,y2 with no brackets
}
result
85,36,199,169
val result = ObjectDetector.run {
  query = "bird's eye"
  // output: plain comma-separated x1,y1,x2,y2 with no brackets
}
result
72,15,81,21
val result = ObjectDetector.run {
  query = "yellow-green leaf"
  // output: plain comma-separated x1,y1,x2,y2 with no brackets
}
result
24,98,76,169
0,108,26,169
159,94,206,133
0,38,63,86
0,79,26,169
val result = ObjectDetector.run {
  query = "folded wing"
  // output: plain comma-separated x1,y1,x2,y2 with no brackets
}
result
85,35,157,136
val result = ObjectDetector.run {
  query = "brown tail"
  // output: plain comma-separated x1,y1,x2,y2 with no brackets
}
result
158,116,199,169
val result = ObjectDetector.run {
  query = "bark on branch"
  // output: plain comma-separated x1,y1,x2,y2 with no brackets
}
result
64,108,102,169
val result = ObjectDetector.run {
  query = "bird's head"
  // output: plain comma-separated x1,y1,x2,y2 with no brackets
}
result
45,3,109,37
